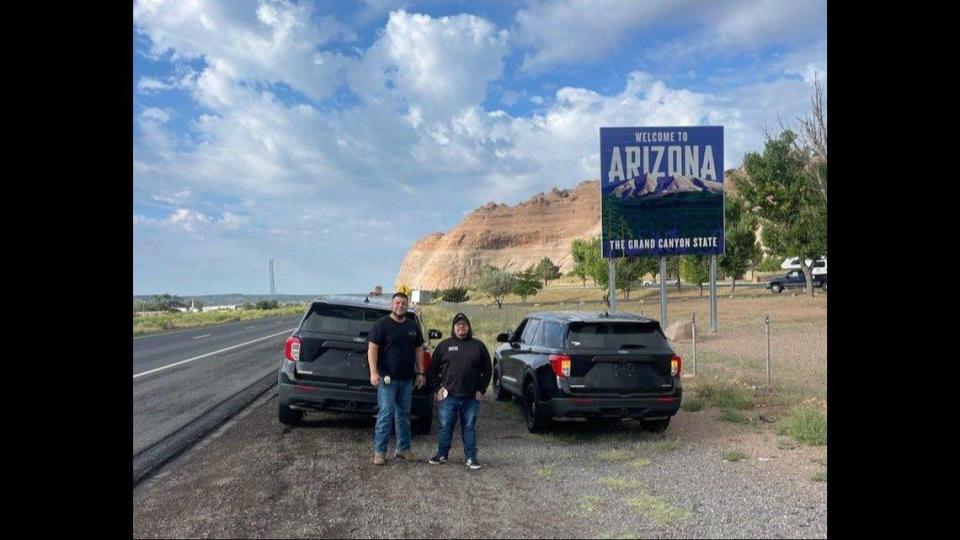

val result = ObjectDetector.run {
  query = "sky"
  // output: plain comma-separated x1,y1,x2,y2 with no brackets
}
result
133,0,827,296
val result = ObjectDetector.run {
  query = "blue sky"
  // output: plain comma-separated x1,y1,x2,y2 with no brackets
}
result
133,0,826,296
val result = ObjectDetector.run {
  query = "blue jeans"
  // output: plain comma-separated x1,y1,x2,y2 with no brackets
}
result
436,396,480,460
373,378,413,454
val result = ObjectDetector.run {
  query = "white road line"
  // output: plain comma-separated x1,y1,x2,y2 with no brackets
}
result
134,329,294,379
192,334,212,339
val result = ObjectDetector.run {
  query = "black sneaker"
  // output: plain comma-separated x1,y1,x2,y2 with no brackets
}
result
428,454,447,465
465,458,482,470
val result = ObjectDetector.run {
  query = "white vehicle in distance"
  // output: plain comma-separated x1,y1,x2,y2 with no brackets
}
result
780,256,827,276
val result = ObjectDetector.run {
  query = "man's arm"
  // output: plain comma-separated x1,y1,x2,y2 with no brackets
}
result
367,341,380,387
476,342,492,397
414,346,425,388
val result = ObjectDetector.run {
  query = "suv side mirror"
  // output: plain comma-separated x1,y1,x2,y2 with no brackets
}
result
429,329,442,340
496,332,509,342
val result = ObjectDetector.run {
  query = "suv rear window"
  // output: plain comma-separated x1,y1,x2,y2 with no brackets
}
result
301,304,389,336
567,322,666,349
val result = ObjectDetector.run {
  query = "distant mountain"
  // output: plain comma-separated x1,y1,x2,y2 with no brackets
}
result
133,293,319,306
609,173,723,200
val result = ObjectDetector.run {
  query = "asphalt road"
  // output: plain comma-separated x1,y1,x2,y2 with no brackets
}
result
133,315,302,456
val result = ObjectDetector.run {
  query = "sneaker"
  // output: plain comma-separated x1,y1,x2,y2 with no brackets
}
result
395,449,416,461
428,454,448,465
465,458,482,470
373,452,386,466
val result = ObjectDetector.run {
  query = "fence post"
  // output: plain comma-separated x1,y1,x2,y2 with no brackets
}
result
691,311,697,376
765,315,771,387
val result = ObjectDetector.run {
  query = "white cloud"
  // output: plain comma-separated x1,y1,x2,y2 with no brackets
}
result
141,107,171,123
347,10,510,121
134,0,352,101
516,0,826,71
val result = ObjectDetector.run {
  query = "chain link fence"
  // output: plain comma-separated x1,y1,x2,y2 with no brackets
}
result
421,295,826,406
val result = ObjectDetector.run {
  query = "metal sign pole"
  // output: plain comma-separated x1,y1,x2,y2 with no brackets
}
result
659,256,667,326
608,258,617,314
710,255,718,332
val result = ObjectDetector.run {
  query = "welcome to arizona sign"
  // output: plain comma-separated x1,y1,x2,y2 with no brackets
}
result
599,126,724,258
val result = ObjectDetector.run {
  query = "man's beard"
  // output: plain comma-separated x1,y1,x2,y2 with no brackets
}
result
393,308,406,319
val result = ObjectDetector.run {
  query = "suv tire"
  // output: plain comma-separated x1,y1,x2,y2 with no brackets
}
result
278,402,304,426
524,382,549,433
640,417,670,433
771,284,783,294
493,368,511,402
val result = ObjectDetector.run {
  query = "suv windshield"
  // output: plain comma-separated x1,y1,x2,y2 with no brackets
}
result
301,304,390,336
567,322,666,349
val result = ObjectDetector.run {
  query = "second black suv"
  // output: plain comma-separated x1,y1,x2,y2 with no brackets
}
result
277,295,441,433
492,312,682,433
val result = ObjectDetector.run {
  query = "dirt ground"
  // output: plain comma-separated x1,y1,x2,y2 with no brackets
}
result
133,388,827,538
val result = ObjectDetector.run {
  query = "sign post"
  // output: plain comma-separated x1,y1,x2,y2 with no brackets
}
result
600,126,725,325
710,254,718,332
608,258,617,314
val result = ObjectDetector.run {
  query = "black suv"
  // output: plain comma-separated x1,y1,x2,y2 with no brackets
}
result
492,312,683,433
767,270,827,293
277,295,441,433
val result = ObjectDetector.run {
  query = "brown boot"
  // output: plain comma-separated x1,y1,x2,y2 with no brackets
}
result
373,452,386,465
395,449,416,461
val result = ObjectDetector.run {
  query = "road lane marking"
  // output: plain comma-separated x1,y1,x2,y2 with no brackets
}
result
192,334,212,339
134,329,294,379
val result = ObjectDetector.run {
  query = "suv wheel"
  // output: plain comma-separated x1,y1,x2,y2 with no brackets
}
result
640,417,670,433
821,281,827,291
412,409,432,434
278,402,304,426
771,284,783,294
493,368,510,402
524,382,549,433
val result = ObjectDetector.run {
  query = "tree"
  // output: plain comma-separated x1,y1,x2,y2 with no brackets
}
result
665,257,682,292
438,287,470,303
256,300,279,310
475,265,516,309
680,255,711,296
534,257,561,287
512,266,543,303
152,293,187,312
738,130,827,296
719,194,763,295
579,236,657,301
570,238,594,287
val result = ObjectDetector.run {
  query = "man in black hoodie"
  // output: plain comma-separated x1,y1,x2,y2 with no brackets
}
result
426,312,491,469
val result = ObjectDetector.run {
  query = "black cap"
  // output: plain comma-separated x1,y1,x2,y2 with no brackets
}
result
453,313,469,324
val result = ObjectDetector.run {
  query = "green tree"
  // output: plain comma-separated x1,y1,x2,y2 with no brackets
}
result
579,236,658,301
476,265,516,309
571,238,594,287
256,300,279,310
512,266,544,303
738,130,827,296
534,257,562,287
680,255,710,297
665,257,682,292
439,287,470,303
719,194,763,295
152,293,187,312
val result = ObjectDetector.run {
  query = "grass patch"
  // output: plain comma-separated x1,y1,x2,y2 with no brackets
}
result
629,458,652,468
133,304,308,335
581,495,604,515
681,398,706,412
811,470,827,482
600,449,634,462
722,450,747,462
625,494,693,526
776,437,798,450
647,437,681,453
599,530,639,540
718,409,754,425
600,477,644,490
697,382,754,410
535,467,554,479
775,406,827,446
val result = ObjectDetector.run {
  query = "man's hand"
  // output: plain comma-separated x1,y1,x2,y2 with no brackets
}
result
370,372,380,387
475,391,482,400
415,373,426,389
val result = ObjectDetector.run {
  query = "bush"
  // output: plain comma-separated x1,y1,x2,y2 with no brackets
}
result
439,287,470,303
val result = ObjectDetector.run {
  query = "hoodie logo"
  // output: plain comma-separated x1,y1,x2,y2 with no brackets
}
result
448,346,459,351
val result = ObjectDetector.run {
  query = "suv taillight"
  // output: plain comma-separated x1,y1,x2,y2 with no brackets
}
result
549,354,571,378
671,354,682,377
284,336,301,363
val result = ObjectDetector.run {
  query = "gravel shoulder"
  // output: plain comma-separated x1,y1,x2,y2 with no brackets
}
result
133,390,826,538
